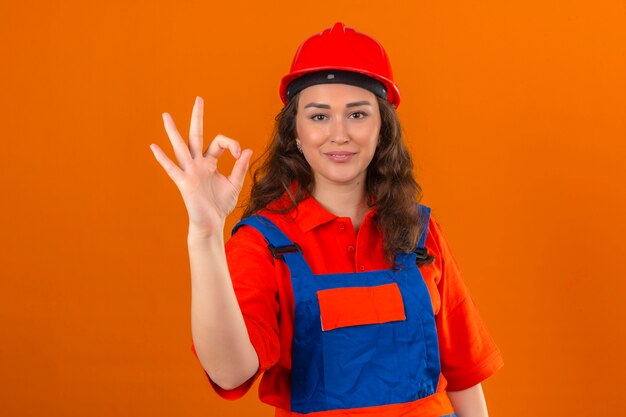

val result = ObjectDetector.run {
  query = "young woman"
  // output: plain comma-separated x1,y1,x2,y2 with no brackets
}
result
150,22,503,417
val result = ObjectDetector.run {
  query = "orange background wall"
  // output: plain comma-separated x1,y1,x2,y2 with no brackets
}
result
1,0,625,415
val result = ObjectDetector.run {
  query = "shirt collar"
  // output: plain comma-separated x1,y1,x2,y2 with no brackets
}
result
291,193,378,233
293,195,338,232
267,184,378,233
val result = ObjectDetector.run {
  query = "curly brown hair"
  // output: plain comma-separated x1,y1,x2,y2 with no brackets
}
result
242,94,429,265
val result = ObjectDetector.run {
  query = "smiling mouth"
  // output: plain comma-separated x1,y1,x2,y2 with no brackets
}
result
325,152,356,162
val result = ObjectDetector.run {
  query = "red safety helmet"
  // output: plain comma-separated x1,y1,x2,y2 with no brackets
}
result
279,22,401,108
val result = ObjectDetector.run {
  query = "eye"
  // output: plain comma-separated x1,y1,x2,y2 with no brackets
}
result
349,111,368,119
310,114,328,121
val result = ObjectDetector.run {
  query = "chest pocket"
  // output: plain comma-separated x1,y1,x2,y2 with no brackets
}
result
317,283,406,331
313,275,428,412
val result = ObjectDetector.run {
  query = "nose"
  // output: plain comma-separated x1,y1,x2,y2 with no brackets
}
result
329,118,350,144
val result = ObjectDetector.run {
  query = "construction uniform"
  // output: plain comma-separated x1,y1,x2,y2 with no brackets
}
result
194,193,503,416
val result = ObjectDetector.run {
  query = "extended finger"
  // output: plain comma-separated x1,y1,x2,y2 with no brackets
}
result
162,112,192,169
203,134,241,160
188,96,204,159
228,148,253,190
150,143,184,185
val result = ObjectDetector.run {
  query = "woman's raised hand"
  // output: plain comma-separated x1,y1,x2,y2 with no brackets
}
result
150,96,253,238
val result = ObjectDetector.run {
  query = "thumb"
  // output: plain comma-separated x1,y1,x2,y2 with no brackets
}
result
228,149,253,190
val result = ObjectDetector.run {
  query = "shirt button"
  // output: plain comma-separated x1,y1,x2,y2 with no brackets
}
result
347,245,355,253
359,265,365,271
338,224,346,231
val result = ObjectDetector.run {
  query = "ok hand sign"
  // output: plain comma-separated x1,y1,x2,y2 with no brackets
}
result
150,96,253,238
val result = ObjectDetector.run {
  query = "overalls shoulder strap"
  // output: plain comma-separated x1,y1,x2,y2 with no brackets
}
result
416,204,431,249
415,204,431,261
232,215,313,276
395,204,431,266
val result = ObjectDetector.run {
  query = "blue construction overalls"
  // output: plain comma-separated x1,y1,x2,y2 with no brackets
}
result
234,205,456,416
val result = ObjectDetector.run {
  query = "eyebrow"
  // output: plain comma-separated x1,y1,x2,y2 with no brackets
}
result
303,100,373,109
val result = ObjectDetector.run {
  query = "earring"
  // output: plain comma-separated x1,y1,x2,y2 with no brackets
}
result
296,140,303,153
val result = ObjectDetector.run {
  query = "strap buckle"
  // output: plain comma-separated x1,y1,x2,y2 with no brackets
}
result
268,243,302,260
414,247,429,261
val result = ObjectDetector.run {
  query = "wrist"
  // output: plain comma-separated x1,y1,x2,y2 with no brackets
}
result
187,223,225,243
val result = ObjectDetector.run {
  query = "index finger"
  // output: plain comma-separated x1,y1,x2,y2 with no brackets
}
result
203,134,241,160
188,96,204,159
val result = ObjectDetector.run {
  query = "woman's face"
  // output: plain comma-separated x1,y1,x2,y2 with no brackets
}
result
295,83,381,191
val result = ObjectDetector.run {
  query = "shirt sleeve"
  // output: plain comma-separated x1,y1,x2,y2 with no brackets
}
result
427,217,504,391
191,225,282,400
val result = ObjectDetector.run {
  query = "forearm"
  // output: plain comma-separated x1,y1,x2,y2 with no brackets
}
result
188,227,259,390
447,383,489,417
